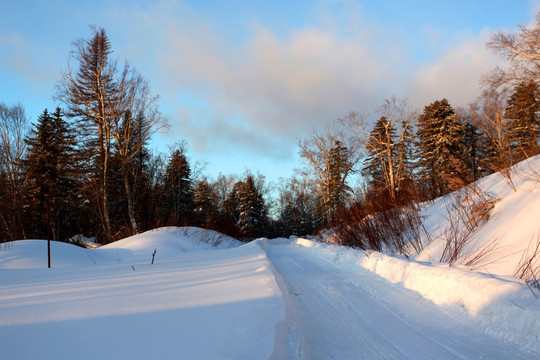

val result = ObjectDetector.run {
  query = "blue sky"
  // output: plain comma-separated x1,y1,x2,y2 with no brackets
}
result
1,0,539,184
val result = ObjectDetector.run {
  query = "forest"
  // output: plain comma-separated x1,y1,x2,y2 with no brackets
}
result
1,15,539,246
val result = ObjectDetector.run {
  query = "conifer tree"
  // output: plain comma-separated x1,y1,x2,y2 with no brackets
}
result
193,179,218,228
24,108,75,240
362,117,397,192
328,140,353,218
276,178,318,237
162,147,194,225
235,175,267,239
505,80,540,161
416,99,467,198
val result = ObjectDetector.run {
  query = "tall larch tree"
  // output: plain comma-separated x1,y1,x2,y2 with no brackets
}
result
56,27,116,242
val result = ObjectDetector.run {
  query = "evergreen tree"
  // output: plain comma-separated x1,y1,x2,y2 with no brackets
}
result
461,122,493,182
416,99,467,198
24,108,76,240
223,175,268,239
162,147,194,225
235,175,267,238
328,140,352,218
193,179,218,228
276,178,318,237
505,80,540,161
394,120,417,203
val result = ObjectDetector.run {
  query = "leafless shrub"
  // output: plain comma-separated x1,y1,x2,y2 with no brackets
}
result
517,156,540,184
440,184,500,265
333,193,429,257
463,237,506,271
515,233,540,294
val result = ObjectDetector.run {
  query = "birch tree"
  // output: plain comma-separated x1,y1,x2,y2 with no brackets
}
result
298,124,359,226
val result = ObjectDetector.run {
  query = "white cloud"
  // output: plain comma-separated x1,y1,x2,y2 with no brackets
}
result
407,32,498,111
108,1,402,159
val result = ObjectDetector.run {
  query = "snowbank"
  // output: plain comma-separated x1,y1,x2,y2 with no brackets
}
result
288,237,540,354
0,227,242,269
0,229,283,360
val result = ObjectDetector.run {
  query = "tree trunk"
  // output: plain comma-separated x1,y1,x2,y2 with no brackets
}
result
123,169,138,234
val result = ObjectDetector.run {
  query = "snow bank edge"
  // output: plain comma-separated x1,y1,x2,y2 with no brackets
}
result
290,238,540,354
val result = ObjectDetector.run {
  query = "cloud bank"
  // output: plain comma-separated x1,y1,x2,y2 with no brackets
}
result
101,1,512,162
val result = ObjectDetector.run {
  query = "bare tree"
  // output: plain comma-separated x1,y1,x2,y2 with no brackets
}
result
0,103,30,240
298,123,360,226
485,12,540,89
470,89,516,191
110,69,167,234
340,97,416,204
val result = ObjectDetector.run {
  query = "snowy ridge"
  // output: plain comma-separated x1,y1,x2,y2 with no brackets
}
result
0,226,242,269
289,237,540,353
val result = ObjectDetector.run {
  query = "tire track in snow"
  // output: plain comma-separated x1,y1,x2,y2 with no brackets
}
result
264,242,534,360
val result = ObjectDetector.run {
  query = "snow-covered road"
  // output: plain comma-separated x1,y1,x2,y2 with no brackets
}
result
264,241,533,360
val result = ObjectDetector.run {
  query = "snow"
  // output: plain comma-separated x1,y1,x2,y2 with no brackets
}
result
0,228,283,360
1,157,540,358
416,155,540,277
262,239,536,359
285,237,539,355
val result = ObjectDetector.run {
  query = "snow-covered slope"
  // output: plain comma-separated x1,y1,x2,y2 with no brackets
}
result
416,155,540,278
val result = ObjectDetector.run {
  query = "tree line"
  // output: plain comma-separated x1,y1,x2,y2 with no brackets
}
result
1,15,539,245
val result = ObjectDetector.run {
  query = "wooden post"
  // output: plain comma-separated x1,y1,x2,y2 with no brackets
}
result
47,204,51,269
151,248,156,265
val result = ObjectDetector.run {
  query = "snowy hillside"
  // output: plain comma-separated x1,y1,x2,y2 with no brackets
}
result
416,155,540,278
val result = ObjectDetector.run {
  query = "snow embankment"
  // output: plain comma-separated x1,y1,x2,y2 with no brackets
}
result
288,237,540,354
0,227,242,269
416,156,540,278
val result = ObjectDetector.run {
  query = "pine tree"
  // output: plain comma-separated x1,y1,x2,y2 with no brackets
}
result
193,179,218,228
505,80,540,161
162,148,194,225
416,99,467,198
235,175,267,239
24,108,76,240
276,178,318,237
223,175,268,239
